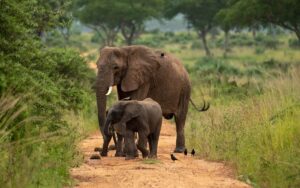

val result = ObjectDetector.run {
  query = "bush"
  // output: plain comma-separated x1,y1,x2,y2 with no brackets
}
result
288,38,300,48
0,1,95,186
190,40,202,49
186,70,300,187
188,56,294,100
0,94,84,187
255,46,265,54
171,32,195,44
216,34,255,48
91,32,103,44
255,34,281,49
135,34,166,47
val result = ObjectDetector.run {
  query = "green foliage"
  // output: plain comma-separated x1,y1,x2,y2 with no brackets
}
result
218,0,300,41
186,71,300,187
289,38,300,49
190,41,202,49
0,0,95,186
171,32,195,44
165,0,227,56
255,46,265,55
0,95,84,187
216,34,254,47
254,35,281,49
91,32,103,44
74,0,164,45
165,0,224,31
215,33,281,49
188,55,293,101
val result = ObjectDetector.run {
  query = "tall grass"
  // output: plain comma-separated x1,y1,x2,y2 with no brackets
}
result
0,94,86,187
186,68,300,187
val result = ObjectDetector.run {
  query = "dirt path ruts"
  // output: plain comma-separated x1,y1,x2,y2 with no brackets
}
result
70,121,251,188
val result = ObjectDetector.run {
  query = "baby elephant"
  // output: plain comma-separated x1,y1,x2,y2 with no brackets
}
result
104,98,162,160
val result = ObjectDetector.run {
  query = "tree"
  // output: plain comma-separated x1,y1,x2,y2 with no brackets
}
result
118,0,164,45
166,0,225,56
219,0,300,41
32,0,73,38
215,0,234,56
73,0,120,46
74,0,164,46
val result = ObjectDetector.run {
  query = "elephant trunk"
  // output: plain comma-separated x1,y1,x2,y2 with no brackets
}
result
96,89,107,137
95,66,114,138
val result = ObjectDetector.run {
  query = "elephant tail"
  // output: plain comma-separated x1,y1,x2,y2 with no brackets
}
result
189,99,210,112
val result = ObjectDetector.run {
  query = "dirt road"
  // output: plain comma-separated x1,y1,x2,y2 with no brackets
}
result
70,121,251,188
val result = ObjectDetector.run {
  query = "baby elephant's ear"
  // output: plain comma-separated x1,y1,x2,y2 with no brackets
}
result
120,101,142,123
126,101,142,119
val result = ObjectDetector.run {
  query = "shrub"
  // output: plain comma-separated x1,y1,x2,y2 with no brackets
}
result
216,34,255,48
134,34,166,47
171,32,195,44
255,46,265,54
190,40,202,49
0,94,84,187
255,34,281,49
91,32,103,43
0,1,95,186
186,70,300,187
288,38,300,48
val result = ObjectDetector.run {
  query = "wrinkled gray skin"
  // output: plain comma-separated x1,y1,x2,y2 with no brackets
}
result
104,98,162,160
95,45,191,156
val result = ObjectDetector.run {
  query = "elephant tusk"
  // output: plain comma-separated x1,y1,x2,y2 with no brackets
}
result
106,86,113,95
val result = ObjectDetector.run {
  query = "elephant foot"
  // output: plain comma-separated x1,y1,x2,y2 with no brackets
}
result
148,154,157,159
115,152,124,157
100,150,108,157
108,145,116,150
142,151,149,158
125,155,136,160
174,146,185,153
134,150,139,157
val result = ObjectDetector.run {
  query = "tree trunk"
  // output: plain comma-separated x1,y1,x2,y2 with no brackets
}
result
121,22,136,46
198,30,211,56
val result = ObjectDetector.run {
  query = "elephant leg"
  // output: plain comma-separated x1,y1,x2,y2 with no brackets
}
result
149,126,161,158
174,114,186,153
174,91,189,153
100,135,112,156
174,106,189,153
137,133,149,158
125,130,136,160
148,135,153,155
115,134,124,157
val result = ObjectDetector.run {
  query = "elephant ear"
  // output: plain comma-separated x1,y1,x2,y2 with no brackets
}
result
121,46,161,92
120,101,142,123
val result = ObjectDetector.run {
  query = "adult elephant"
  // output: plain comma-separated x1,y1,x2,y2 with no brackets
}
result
94,45,208,156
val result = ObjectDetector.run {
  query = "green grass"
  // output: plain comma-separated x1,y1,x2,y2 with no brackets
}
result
142,158,161,165
185,69,300,187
